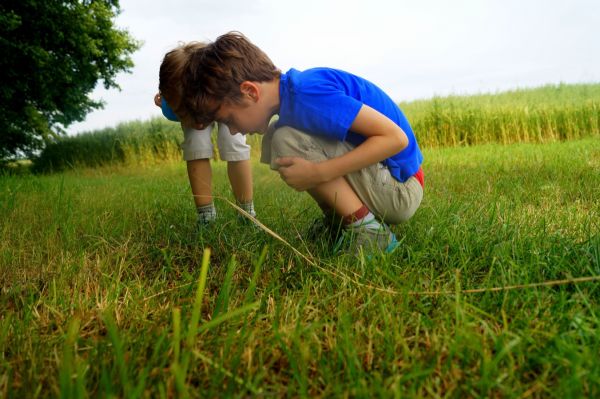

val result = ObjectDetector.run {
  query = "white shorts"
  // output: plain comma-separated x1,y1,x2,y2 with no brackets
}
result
181,122,251,162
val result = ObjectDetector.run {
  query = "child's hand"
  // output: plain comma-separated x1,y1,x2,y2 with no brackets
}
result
154,93,161,107
275,157,324,191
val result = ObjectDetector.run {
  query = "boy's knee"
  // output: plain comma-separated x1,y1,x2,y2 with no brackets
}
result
262,126,337,170
265,127,316,171
270,126,309,156
272,126,331,160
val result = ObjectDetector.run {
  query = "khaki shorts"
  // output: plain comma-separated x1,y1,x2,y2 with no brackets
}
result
181,122,250,162
261,126,423,225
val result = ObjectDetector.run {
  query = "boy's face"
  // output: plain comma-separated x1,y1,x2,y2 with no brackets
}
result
214,99,270,135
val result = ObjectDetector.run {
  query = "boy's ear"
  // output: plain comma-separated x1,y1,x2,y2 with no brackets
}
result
240,81,260,102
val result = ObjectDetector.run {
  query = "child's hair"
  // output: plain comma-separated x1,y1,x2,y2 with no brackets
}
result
159,42,207,124
160,32,280,127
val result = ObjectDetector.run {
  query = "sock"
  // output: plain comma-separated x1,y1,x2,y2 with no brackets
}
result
197,203,217,223
238,200,256,217
342,204,369,225
343,205,382,230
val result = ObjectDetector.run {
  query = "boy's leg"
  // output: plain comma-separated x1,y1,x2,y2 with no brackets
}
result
182,126,217,223
263,126,423,225
227,160,253,204
263,126,363,216
265,126,400,253
344,164,423,225
305,177,363,244
217,123,256,217
187,159,213,207
307,177,363,218
307,175,398,253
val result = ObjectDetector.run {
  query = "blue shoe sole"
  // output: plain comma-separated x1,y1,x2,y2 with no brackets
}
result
384,234,399,254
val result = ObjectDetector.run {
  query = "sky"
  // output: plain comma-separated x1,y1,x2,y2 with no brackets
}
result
67,0,600,134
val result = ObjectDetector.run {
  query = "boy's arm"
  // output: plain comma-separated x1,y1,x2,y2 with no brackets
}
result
276,104,408,191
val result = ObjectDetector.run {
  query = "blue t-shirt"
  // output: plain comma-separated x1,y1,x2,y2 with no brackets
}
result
276,68,423,183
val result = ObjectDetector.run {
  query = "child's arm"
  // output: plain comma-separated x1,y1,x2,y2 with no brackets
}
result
275,104,408,191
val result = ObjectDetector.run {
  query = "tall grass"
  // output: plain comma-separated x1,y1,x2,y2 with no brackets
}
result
31,83,600,173
401,83,600,147
32,118,184,173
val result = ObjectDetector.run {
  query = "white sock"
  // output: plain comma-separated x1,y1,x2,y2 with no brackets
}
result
197,203,217,223
348,211,381,230
238,200,256,217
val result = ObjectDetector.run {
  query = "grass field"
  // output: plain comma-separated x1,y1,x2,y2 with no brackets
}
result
1,136,599,397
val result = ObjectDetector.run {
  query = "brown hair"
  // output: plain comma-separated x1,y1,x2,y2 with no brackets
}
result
161,32,280,126
158,42,207,124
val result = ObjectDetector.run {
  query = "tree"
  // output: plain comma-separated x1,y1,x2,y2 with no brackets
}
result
0,0,140,161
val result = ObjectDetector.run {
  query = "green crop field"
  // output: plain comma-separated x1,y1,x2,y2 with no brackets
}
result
1,84,600,397
400,83,600,147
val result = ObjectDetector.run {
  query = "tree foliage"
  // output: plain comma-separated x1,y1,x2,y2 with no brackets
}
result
0,0,140,160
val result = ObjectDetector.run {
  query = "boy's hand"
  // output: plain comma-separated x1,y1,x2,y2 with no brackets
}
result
275,157,324,191
154,93,161,107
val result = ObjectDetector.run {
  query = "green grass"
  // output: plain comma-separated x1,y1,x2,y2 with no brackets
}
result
1,136,599,397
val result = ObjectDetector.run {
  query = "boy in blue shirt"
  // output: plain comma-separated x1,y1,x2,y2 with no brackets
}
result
159,32,424,254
